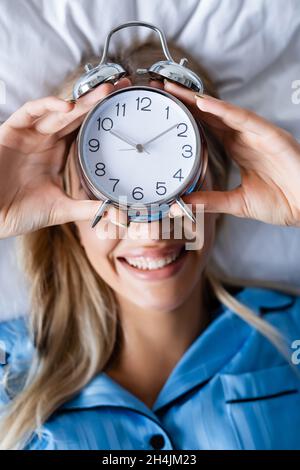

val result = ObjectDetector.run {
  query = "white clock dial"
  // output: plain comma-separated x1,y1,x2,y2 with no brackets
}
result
79,86,200,206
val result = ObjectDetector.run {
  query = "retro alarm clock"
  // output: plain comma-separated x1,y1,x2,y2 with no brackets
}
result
72,21,208,227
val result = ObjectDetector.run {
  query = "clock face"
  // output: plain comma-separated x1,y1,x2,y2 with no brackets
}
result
78,86,201,207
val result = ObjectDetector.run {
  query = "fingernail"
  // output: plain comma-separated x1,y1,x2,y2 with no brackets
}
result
110,219,128,229
65,100,76,111
169,206,184,218
194,94,210,111
65,98,76,107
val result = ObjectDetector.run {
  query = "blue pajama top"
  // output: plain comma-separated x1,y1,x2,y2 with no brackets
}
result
0,286,300,450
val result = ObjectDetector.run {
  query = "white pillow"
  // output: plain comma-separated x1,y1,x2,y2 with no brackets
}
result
1,0,300,320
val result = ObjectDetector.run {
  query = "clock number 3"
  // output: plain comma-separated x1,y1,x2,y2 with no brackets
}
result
182,145,193,158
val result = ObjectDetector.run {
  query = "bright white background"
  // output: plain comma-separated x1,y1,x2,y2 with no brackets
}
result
0,0,300,320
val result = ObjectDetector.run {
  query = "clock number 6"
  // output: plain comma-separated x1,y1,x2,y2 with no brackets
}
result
132,187,144,200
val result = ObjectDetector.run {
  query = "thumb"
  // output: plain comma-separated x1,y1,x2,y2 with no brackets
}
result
51,197,108,226
169,186,246,218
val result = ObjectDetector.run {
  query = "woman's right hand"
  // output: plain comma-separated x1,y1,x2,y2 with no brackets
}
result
0,79,131,239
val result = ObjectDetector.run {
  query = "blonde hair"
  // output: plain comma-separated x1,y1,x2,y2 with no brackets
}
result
0,39,296,450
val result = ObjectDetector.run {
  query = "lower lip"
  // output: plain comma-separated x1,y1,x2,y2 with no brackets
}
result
117,247,189,281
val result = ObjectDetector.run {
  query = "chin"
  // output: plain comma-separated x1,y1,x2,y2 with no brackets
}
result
129,275,199,312
133,294,190,313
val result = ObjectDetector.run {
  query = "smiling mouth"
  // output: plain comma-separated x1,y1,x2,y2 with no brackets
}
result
117,246,187,271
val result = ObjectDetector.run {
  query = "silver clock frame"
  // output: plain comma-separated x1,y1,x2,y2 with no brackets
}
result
72,21,204,101
76,85,208,225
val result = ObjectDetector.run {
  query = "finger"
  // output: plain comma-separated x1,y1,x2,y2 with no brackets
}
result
3,97,74,130
35,82,115,135
45,78,133,138
164,79,206,109
114,77,132,89
93,206,130,240
169,186,246,219
101,205,129,238
163,80,229,141
164,80,279,141
106,205,129,227
149,79,164,90
164,81,295,160
193,93,277,138
57,78,133,139
51,196,109,225
56,115,86,140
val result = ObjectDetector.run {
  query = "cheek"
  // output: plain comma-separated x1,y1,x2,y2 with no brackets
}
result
76,220,117,276
204,212,217,239
196,212,216,265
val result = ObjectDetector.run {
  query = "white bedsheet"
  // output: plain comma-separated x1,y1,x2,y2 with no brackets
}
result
0,0,300,320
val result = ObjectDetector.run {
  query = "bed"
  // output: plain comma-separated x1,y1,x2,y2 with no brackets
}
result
0,0,300,320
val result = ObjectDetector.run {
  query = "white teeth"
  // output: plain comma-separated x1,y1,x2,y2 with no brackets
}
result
124,251,182,270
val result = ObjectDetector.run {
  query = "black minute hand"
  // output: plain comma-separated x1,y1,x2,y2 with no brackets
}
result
142,123,179,148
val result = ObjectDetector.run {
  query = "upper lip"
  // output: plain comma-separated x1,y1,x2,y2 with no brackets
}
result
116,243,185,259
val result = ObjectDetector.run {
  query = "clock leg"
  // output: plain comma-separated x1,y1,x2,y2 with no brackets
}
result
91,199,112,228
175,197,196,224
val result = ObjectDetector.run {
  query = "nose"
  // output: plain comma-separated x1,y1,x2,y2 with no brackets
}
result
127,217,173,240
95,206,175,241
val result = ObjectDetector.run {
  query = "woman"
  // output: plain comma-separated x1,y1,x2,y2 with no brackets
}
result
0,40,300,450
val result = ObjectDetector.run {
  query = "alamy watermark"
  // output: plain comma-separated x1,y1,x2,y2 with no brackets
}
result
291,339,300,365
0,340,6,365
291,80,300,105
95,199,205,251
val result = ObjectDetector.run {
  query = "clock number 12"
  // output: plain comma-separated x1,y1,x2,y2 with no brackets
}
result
136,97,152,111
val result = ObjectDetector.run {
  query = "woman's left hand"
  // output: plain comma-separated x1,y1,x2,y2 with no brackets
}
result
163,80,300,227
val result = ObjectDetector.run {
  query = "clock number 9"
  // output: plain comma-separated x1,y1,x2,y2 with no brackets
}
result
132,187,144,200
182,145,193,158
89,139,100,152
